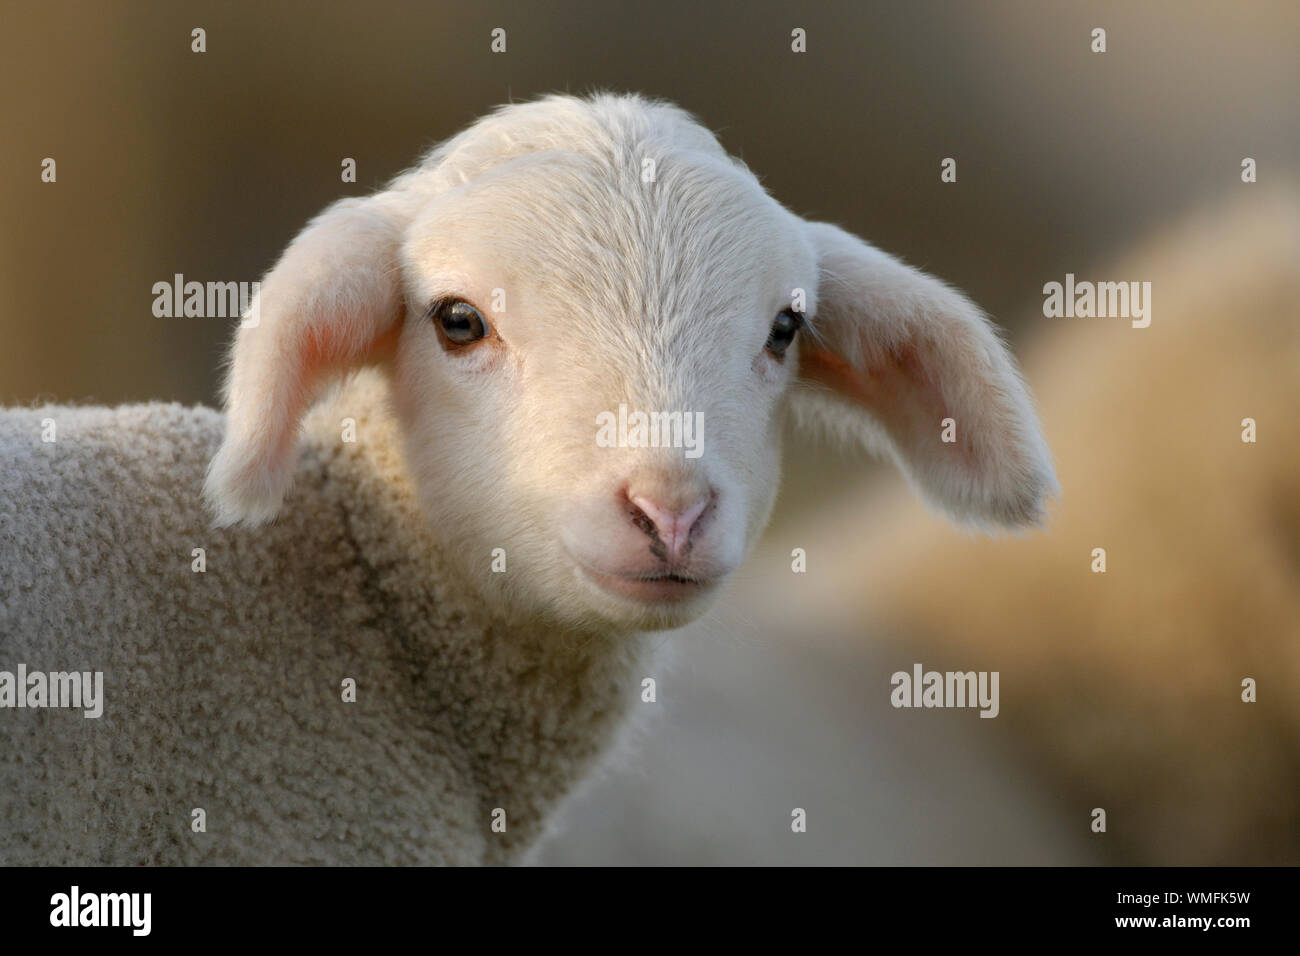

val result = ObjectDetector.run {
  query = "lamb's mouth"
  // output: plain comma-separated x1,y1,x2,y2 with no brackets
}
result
657,572,698,585
576,563,716,605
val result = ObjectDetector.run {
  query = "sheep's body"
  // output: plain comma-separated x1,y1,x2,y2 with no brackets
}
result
0,372,647,864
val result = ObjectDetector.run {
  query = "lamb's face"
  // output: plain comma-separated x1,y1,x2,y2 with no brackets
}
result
393,151,819,631
207,98,1053,636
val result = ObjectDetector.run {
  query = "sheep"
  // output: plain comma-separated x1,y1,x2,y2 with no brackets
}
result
0,92,1055,864
801,184,1300,864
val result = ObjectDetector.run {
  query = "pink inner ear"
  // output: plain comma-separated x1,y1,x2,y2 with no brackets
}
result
300,320,402,379
799,341,976,467
799,343,900,410
263,319,405,471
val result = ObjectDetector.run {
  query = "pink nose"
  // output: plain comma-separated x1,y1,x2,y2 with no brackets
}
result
627,492,711,563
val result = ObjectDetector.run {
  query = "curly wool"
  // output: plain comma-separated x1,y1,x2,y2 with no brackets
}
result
0,372,649,864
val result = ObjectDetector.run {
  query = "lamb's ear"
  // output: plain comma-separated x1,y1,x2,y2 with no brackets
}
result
793,220,1057,529
204,195,407,527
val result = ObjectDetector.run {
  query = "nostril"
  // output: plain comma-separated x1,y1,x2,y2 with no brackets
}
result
627,499,658,539
674,498,710,540
627,491,713,560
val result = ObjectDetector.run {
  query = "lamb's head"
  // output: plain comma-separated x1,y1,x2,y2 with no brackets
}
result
205,93,1056,633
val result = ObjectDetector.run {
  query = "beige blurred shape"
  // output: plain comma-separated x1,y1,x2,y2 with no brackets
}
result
805,183,1300,864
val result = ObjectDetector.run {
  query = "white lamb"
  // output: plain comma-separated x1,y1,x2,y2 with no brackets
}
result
0,93,1055,864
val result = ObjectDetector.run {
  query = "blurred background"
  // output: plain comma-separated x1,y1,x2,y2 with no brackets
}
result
3,1,1296,863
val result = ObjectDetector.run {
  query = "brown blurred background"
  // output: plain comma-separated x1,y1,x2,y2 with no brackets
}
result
4,0,1295,408
3,1,1297,864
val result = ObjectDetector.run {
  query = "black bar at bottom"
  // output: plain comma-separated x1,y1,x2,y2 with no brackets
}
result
0,865,1283,942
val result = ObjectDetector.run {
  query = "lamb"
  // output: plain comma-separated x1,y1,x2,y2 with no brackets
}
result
0,92,1055,865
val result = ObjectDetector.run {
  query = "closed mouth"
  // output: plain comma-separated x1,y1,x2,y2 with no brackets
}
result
576,563,714,605
648,571,701,585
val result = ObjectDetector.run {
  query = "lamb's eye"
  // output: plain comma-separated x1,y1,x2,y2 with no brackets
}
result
431,299,489,349
765,309,803,358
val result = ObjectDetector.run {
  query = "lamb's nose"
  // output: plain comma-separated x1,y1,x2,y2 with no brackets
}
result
627,493,711,563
